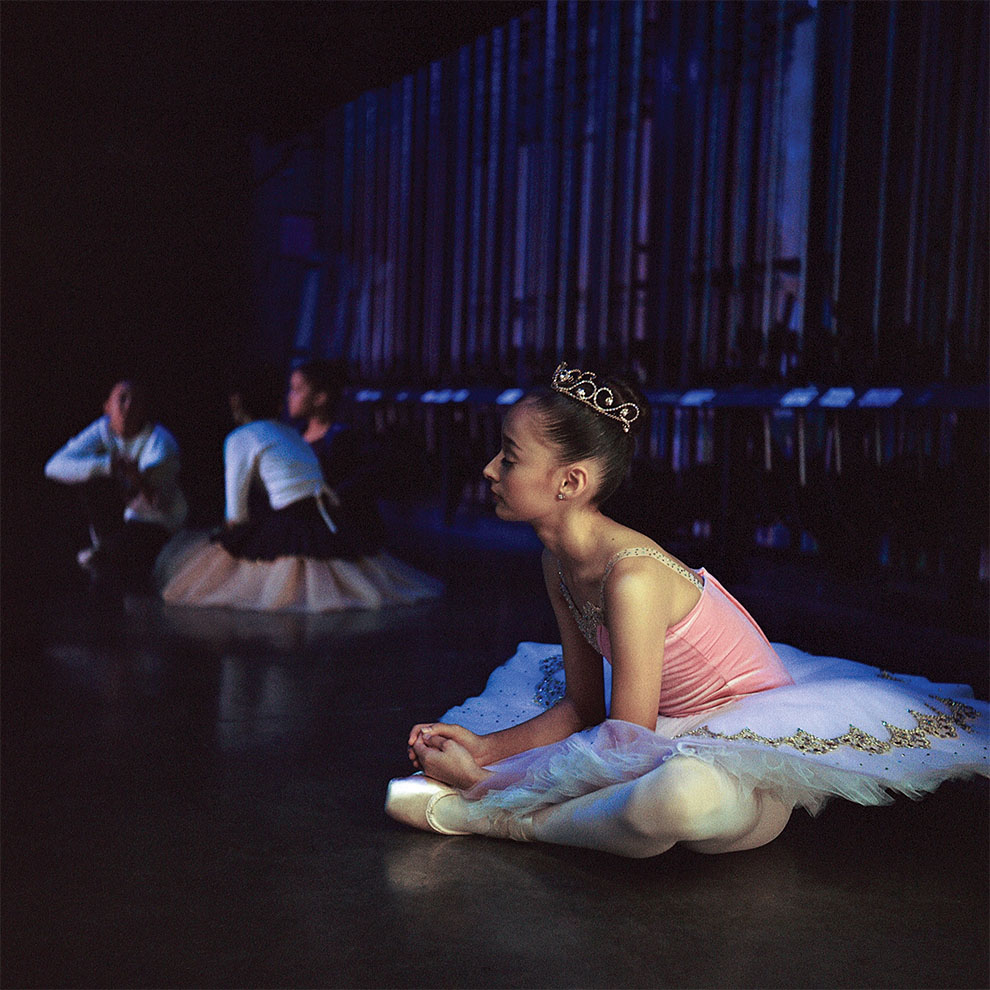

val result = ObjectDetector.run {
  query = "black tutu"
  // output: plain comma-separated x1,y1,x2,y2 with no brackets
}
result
218,494,362,561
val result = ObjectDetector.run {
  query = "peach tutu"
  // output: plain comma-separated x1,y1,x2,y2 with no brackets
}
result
155,530,442,613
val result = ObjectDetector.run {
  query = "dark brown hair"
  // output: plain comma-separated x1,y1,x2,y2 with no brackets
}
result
294,358,348,412
523,371,646,505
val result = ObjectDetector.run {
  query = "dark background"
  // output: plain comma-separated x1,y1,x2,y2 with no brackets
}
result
1,0,538,585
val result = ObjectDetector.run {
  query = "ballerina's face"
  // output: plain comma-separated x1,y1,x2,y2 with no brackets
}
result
104,380,147,439
483,400,565,521
286,370,323,420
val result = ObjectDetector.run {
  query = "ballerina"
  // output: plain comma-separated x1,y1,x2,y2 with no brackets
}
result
156,368,441,613
386,363,988,857
45,378,187,590
286,358,386,554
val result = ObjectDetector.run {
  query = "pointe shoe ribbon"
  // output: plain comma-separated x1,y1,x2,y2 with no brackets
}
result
385,773,471,835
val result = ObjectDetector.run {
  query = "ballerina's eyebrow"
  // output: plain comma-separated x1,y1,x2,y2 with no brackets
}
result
501,433,520,453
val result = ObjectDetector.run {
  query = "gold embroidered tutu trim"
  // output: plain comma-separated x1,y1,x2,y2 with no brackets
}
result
676,695,983,756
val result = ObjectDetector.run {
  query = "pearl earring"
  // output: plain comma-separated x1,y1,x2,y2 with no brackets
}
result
557,493,565,500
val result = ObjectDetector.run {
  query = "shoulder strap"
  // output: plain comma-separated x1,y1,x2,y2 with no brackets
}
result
600,547,704,600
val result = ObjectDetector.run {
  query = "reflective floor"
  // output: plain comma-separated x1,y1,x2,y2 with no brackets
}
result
3,511,988,989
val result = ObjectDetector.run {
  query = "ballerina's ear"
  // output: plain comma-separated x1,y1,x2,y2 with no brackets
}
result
559,462,596,500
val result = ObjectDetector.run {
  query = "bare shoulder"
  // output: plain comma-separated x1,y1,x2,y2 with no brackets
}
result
601,556,676,635
603,553,674,600
604,547,702,630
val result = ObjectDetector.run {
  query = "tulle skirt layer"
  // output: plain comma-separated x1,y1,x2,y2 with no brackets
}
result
441,642,989,820
155,530,442,613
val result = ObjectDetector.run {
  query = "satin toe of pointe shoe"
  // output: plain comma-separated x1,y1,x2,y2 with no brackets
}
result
385,773,471,835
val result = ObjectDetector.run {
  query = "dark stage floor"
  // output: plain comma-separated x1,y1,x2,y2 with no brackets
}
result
3,508,988,989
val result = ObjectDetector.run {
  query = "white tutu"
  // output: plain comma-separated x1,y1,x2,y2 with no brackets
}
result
154,530,443,613
443,642,989,819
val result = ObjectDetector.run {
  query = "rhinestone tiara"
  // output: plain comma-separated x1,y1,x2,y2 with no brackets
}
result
551,363,640,433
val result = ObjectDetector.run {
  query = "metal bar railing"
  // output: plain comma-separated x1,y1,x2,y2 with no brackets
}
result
340,382,988,583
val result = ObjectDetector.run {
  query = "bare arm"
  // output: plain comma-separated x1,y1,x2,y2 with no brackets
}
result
472,554,672,748
600,557,671,728
409,549,607,770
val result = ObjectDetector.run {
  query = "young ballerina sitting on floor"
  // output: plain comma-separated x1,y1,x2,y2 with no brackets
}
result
386,363,988,857
156,368,441,613
45,378,188,591
286,358,387,554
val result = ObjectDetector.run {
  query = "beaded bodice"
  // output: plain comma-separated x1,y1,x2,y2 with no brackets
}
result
557,547,704,650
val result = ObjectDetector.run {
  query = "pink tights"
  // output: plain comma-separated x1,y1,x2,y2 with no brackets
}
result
432,756,793,858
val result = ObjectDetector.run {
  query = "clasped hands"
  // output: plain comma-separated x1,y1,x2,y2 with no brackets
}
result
407,722,491,790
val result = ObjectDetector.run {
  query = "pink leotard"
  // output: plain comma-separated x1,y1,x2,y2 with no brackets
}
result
557,548,794,717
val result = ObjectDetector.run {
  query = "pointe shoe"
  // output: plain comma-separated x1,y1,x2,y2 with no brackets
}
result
385,773,471,835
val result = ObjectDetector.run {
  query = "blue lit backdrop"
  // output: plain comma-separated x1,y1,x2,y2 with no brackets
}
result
252,0,987,391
